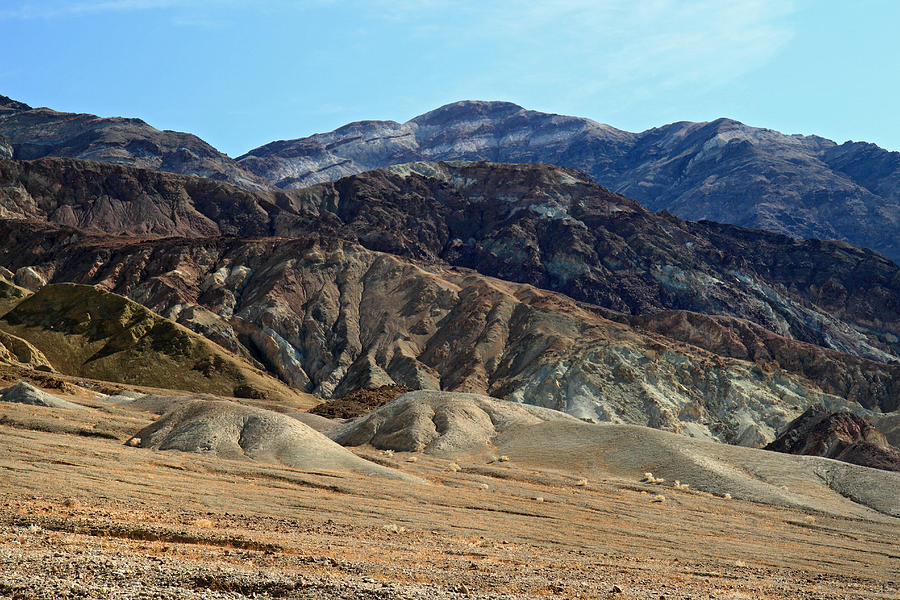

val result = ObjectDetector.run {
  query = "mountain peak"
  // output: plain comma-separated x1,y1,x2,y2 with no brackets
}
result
0,95,32,112
409,100,525,125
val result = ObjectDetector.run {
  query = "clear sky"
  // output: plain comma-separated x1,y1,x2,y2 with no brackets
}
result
1,0,897,157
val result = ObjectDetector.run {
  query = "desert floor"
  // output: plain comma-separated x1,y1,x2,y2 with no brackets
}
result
0,391,897,600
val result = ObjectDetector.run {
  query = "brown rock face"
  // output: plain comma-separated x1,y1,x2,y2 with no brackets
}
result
632,311,900,412
0,219,892,445
0,96,266,190
765,405,900,471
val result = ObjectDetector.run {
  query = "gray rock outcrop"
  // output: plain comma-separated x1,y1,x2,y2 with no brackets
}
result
238,100,900,263
0,382,79,409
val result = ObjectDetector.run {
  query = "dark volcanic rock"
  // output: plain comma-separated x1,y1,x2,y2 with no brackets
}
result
238,100,900,262
0,158,285,237
765,405,900,471
267,161,900,363
0,95,266,190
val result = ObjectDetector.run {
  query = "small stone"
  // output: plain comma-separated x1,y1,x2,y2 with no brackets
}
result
611,584,623,593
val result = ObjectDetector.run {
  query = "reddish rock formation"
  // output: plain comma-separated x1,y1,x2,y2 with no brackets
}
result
309,385,411,419
765,405,900,471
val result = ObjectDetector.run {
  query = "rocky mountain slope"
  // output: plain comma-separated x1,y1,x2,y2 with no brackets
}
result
765,405,900,471
0,95,266,190
1,157,900,446
239,100,900,262
3,158,900,365
2,219,898,446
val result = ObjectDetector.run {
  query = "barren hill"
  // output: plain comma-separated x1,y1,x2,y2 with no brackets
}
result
0,283,316,406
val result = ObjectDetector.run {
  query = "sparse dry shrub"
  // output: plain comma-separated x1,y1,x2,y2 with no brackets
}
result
193,518,215,529
641,472,665,484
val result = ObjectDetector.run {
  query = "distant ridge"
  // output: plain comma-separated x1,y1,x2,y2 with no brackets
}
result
238,100,900,262
0,94,267,189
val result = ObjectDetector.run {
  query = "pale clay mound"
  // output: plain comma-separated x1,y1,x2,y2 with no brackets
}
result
106,391,343,434
329,390,579,456
129,399,419,481
0,381,80,409
492,420,900,519
329,390,899,518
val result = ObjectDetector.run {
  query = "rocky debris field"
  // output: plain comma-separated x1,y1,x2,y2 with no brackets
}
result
309,385,410,419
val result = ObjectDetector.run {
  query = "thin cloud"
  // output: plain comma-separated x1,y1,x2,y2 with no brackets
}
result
0,0,245,19
364,0,797,104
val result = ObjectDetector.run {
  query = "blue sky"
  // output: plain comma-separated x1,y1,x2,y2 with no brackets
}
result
1,0,897,157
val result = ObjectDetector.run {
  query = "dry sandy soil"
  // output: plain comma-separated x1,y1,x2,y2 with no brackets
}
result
0,383,898,599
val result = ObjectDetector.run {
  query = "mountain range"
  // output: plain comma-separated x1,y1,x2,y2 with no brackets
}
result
1,93,899,458
2,156,899,449
236,100,900,263
5,95,900,263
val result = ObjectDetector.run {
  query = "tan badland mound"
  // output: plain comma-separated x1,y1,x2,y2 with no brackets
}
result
0,283,317,407
130,399,419,481
0,330,54,371
329,390,579,457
